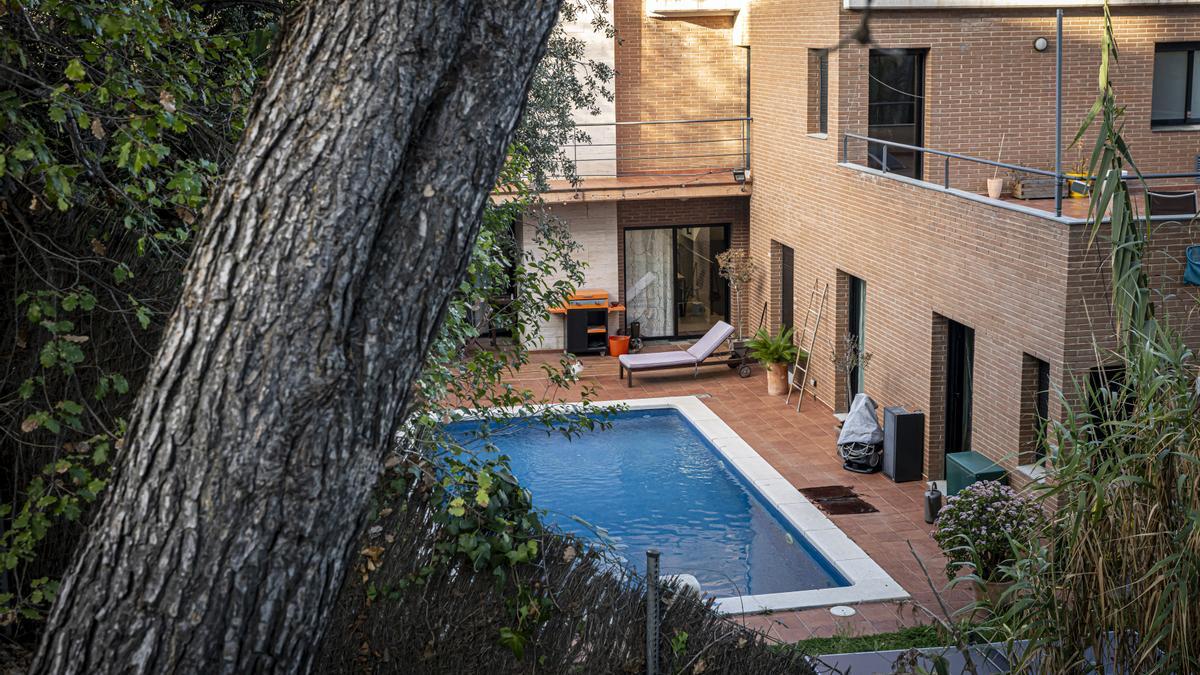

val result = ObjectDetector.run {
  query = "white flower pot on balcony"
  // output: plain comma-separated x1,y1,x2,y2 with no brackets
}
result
986,177,1004,200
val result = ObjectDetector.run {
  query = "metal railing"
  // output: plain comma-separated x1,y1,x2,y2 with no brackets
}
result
564,117,751,178
841,132,1200,218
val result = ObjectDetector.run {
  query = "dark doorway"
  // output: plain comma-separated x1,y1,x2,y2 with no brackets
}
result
944,319,974,454
847,275,866,400
780,244,794,332
1034,358,1050,460
868,49,926,180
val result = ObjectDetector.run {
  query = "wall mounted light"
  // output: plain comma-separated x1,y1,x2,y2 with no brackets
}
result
1033,37,1049,52
732,167,747,183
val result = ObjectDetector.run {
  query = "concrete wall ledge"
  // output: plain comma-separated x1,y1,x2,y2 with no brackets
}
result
647,0,745,17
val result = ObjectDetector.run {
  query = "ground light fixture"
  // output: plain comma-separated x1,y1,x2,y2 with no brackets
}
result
1033,36,1049,52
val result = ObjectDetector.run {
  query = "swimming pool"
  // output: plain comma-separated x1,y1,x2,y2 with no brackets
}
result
449,397,907,613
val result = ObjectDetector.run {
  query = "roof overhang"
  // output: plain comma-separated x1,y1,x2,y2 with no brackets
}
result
493,173,751,206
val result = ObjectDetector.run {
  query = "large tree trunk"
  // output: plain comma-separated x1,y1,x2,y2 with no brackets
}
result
31,2,561,672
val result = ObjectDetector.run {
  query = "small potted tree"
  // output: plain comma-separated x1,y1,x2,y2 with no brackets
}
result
831,333,872,412
747,327,799,396
716,249,757,343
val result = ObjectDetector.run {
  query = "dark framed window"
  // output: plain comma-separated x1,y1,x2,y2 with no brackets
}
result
1035,359,1050,459
808,49,829,134
1152,43,1200,127
779,243,794,331
868,48,926,179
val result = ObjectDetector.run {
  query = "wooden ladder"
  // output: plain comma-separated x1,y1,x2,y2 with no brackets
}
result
785,279,829,412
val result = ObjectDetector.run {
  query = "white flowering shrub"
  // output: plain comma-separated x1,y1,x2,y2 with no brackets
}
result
932,480,1042,582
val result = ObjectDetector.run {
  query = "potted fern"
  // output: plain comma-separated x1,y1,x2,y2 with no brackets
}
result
747,327,800,396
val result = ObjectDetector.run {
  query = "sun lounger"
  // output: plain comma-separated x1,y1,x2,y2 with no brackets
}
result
617,321,736,386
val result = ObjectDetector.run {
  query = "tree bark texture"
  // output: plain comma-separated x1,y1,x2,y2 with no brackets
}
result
31,1,562,672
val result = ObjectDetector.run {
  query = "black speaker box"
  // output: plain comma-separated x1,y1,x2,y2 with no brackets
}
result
883,406,924,483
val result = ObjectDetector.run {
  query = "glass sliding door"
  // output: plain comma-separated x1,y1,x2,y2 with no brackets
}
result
625,228,674,337
625,225,729,339
675,226,729,336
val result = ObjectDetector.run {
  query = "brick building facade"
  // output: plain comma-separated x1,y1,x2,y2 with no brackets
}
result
747,0,1200,481
526,1,753,350
525,0,1199,483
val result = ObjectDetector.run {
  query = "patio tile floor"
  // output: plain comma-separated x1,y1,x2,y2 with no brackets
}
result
509,345,975,642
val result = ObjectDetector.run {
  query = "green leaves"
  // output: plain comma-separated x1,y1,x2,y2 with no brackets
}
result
746,326,797,366
64,58,86,81
38,337,86,373
3,0,274,628
1076,2,1151,347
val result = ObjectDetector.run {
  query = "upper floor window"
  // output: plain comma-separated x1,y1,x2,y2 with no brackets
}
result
808,49,829,135
1152,43,1200,127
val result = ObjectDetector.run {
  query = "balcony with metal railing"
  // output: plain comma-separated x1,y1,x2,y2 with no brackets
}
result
839,132,1200,223
536,117,753,205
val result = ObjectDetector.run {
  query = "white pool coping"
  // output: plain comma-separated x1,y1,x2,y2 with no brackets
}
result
462,395,910,614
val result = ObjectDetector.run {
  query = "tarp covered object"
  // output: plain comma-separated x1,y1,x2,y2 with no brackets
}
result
837,393,884,446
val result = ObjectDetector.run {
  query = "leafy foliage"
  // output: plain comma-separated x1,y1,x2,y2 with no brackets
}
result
1073,0,1152,344
992,325,1199,673
518,0,614,186
930,481,1041,582
983,4,1200,671
746,326,797,366
0,0,613,639
318,477,819,675
716,248,756,337
786,624,945,656
0,0,275,630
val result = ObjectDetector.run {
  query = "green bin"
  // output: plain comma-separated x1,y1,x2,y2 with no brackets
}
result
945,451,1006,496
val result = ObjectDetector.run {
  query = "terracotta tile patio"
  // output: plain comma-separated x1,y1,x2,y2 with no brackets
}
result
508,345,975,642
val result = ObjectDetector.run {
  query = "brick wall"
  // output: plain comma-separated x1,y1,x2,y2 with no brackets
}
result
524,202,620,351
747,0,1200,479
1062,216,1200,411
927,314,949,480
836,7,1200,190
614,1,749,175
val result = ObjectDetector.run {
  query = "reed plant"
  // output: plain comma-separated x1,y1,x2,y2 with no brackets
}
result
980,3,1200,670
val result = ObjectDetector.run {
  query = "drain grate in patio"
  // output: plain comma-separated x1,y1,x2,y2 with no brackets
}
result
798,485,878,515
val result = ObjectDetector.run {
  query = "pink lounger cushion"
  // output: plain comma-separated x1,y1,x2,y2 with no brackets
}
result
617,321,735,371
686,321,735,360
618,351,696,371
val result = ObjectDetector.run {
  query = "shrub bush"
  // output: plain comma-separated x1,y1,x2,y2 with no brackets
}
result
932,481,1041,582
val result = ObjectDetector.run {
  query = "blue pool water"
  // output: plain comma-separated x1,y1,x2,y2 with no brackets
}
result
447,408,848,597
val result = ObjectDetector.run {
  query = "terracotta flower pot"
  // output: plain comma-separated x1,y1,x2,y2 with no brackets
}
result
766,362,788,396
974,578,1013,607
